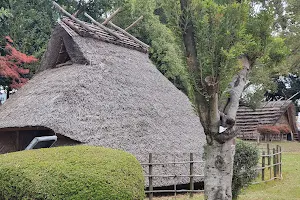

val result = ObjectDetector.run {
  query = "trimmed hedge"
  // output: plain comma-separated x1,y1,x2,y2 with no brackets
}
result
0,146,145,200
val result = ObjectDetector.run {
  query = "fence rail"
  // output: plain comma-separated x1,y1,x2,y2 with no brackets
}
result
142,153,205,199
143,144,282,199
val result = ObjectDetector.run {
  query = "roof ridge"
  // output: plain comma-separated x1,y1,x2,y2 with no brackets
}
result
52,1,149,53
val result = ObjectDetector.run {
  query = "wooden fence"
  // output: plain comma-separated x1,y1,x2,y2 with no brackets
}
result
141,153,205,199
142,145,282,199
253,144,282,184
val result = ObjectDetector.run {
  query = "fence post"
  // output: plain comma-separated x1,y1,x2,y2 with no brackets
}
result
279,146,282,179
273,148,276,178
262,151,265,181
276,145,280,176
267,144,271,179
149,153,153,200
190,153,194,198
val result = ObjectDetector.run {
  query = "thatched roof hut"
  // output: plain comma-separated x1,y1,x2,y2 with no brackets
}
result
0,12,205,187
236,100,297,140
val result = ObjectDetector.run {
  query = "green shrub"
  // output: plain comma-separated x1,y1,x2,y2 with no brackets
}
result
0,146,145,200
232,140,259,199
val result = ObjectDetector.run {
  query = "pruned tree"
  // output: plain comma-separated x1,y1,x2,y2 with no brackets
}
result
174,0,288,199
177,1,252,199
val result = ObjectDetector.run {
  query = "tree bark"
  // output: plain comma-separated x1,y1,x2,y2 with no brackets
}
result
204,140,234,200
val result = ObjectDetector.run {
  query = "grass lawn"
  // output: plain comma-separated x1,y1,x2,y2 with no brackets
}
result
149,141,300,200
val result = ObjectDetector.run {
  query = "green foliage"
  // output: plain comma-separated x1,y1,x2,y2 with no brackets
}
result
191,0,252,95
113,0,193,97
0,146,145,200
232,140,259,199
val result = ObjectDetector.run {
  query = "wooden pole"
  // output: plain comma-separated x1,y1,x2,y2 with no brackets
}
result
267,144,270,169
125,16,144,31
262,151,265,181
279,146,282,179
189,153,194,197
83,12,122,40
72,10,80,17
102,7,122,25
273,148,276,178
108,21,150,48
276,145,280,176
52,2,122,40
149,153,153,200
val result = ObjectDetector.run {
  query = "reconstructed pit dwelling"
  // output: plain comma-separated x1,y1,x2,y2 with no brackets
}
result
0,3,206,187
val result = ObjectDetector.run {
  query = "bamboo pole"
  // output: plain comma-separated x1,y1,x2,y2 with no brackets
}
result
83,12,122,40
125,16,144,31
108,21,149,48
102,7,122,25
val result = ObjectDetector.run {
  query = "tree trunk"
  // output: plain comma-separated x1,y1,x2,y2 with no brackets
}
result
203,56,250,200
204,139,234,200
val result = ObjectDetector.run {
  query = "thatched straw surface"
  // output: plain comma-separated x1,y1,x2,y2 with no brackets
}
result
0,23,206,187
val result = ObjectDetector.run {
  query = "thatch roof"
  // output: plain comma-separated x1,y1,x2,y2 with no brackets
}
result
0,19,205,187
236,100,297,139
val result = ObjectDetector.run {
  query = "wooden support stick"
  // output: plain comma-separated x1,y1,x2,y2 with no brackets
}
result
262,151,265,181
102,7,122,25
108,21,149,48
189,153,194,198
279,146,282,178
125,16,144,31
83,12,122,40
273,148,276,178
72,10,80,17
276,145,280,176
149,153,153,200
52,2,121,40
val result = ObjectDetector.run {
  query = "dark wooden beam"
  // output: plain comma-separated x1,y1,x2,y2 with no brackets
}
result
16,131,19,151
0,127,50,132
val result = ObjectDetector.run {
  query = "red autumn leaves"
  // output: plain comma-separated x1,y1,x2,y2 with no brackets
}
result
0,36,37,89
257,124,291,135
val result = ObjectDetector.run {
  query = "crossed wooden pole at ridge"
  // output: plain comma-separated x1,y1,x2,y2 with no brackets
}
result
52,1,149,50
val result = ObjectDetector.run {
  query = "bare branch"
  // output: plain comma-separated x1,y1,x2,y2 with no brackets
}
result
222,56,251,119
